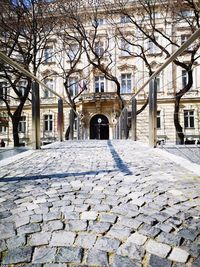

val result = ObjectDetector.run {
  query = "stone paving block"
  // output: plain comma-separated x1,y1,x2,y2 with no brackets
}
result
178,228,198,241
43,211,61,221
55,247,83,263
127,232,148,246
2,246,33,264
117,242,145,260
93,204,111,212
86,249,108,266
63,211,80,220
15,216,30,227
168,247,189,263
42,220,63,232
81,211,98,220
32,247,56,263
99,213,117,223
138,224,161,238
50,231,76,246
156,232,182,246
149,254,172,267
118,216,143,230
66,219,87,231
6,235,26,249
88,221,111,234
30,214,43,223
106,226,131,241
95,237,120,252
75,233,97,248
28,232,51,246
44,264,66,267
17,223,41,235
111,255,141,267
0,239,7,252
192,256,200,267
146,239,171,258
0,222,15,240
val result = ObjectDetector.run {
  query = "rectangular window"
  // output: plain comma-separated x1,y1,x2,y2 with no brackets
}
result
121,73,132,93
150,77,161,92
44,47,53,63
157,111,161,129
95,41,104,56
121,15,131,23
69,78,79,97
44,114,53,131
0,82,7,100
182,70,188,88
67,44,79,60
121,38,131,56
18,116,26,133
0,125,7,133
44,79,53,98
96,18,104,26
17,80,26,97
147,37,159,54
184,110,194,128
95,76,105,93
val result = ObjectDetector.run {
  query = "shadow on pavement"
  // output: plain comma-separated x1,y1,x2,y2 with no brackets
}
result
107,140,133,175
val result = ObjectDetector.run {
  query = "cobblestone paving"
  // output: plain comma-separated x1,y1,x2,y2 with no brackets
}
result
0,140,200,267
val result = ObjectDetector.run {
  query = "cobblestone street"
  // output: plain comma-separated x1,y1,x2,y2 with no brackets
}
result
0,140,200,267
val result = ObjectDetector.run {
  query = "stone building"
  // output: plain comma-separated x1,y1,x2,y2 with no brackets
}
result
0,0,200,146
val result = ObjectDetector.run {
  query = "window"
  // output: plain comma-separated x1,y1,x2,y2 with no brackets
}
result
184,110,194,128
74,117,78,131
149,77,161,92
181,34,189,45
0,125,7,133
157,111,161,129
121,73,132,93
147,38,160,54
121,15,131,23
67,44,79,60
44,114,53,131
95,76,105,92
182,70,188,88
17,80,26,97
44,47,53,63
96,18,104,26
44,79,53,98
0,82,7,100
121,38,131,56
18,116,26,133
69,77,79,97
95,41,104,56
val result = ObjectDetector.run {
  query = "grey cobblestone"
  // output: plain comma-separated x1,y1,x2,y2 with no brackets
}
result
146,239,171,258
0,140,199,267
2,246,33,264
55,247,83,263
86,249,108,266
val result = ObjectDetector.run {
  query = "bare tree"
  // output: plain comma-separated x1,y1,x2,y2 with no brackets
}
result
0,0,57,146
115,0,200,143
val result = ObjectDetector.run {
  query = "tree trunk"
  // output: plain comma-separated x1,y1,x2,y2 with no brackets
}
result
12,119,20,147
174,96,184,144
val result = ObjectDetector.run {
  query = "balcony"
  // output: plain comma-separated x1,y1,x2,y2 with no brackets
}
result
77,92,119,103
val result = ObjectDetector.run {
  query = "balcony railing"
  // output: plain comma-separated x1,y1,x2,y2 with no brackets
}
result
78,92,118,102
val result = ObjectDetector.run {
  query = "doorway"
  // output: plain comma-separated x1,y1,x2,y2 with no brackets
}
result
90,114,109,140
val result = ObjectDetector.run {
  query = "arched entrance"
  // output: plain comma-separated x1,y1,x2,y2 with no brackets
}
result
90,114,109,140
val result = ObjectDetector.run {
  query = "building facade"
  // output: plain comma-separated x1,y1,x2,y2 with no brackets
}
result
0,0,200,147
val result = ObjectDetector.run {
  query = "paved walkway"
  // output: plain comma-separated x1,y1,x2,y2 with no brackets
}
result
0,140,199,267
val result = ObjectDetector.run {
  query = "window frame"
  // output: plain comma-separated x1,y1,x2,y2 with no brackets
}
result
184,110,194,129
121,73,132,94
95,76,105,93
44,114,53,132
18,116,26,133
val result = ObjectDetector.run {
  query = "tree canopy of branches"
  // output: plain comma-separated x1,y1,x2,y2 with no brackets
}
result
115,0,200,143
0,0,57,146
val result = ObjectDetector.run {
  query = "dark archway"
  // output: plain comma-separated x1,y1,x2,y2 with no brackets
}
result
90,114,109,140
